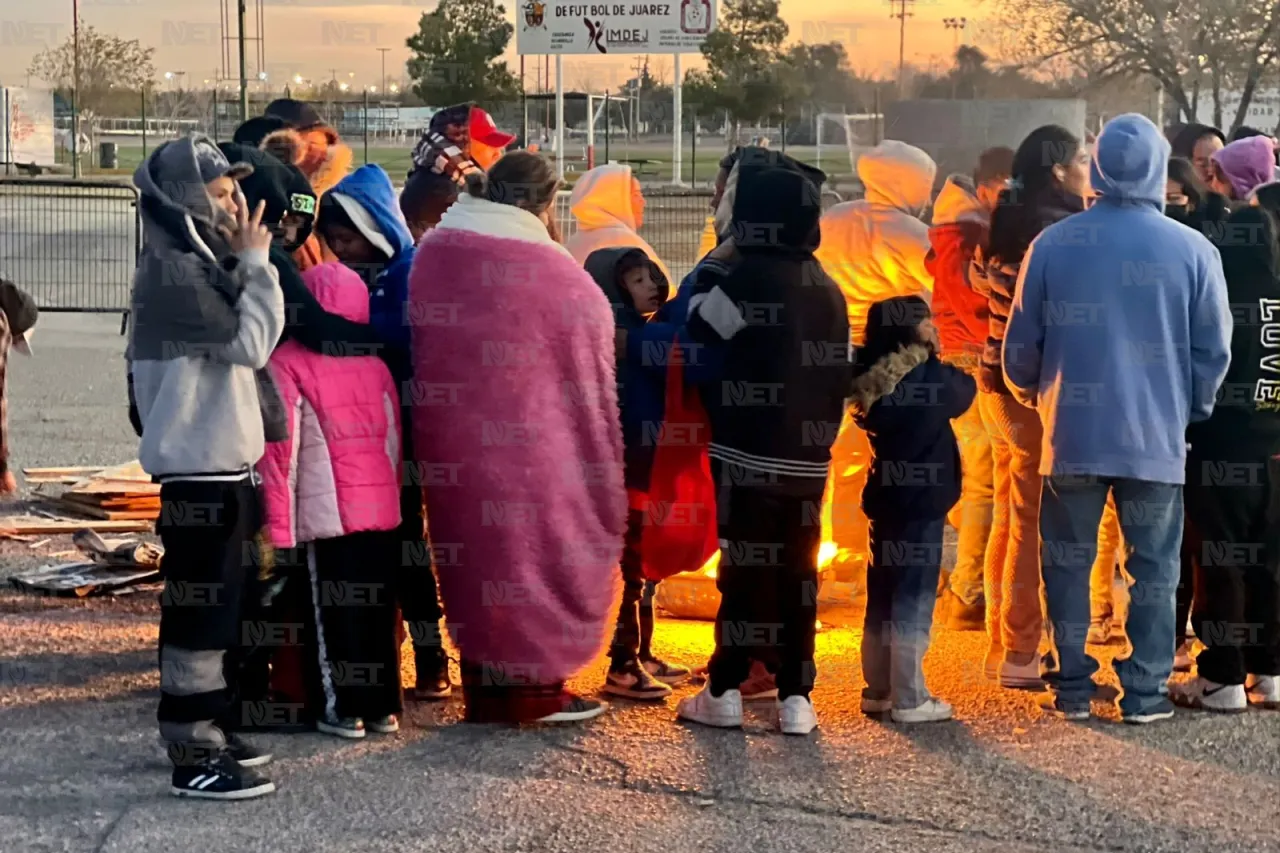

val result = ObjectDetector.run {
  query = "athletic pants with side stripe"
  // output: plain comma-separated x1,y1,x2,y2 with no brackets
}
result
303,530,403,722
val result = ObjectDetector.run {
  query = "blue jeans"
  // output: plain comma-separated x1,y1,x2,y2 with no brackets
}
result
862,517,945,709
1040,475,1182,718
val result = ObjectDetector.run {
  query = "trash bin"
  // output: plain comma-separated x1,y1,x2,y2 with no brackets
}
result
99,141,118,169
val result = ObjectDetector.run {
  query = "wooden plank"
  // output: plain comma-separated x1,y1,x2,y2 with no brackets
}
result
0,516,153,534
22,466,106,477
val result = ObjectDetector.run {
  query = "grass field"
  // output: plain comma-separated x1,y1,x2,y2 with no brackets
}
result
62,139,856,186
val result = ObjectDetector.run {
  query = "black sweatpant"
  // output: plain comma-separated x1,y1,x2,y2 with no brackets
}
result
156,477,263,762
1185,458,1280,685
707,460,822,700
305,530,404,721
394,483,446,666
610,509,649,667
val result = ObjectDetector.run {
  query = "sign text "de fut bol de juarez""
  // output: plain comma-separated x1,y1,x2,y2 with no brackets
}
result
516,0,716,55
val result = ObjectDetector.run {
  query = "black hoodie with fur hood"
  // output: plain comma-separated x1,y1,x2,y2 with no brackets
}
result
850,344,975,523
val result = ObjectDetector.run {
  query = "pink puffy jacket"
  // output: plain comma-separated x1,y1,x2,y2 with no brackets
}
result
257,262,402,549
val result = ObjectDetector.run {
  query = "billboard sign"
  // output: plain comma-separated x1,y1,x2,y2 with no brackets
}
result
2,88,55,167
517,0,716,55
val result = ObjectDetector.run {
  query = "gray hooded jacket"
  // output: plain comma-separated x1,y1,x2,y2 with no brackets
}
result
128,134,285,478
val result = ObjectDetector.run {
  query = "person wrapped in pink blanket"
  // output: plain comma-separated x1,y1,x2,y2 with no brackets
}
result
256,261,405,739
409,151,626,724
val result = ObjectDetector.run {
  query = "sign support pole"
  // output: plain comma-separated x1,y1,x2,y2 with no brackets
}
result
555,55,565,181
586,94,595,170
671,52,683,186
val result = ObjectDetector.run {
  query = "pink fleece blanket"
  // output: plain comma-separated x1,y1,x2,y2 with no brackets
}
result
409,220,625,686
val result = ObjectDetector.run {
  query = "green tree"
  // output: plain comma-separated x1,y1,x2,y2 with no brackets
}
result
684,0,793,141
26,23,155,118
406,0,521,106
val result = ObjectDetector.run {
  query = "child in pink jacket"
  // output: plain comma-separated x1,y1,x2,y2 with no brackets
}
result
256,261,404,740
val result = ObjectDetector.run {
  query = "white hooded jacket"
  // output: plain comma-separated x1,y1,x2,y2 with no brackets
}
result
816,141,937,345
564,163,672,284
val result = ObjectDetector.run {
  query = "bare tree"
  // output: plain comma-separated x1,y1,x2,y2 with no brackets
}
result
27,23,155,118
993,0,1280,132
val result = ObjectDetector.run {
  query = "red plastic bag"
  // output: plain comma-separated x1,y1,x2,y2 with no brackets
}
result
640,335,719,582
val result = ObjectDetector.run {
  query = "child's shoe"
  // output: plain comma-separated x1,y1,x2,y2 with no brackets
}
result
367,714,400,734
676,685,743,728
408,649,452,701
777,695,818,735
739,660,778,700
642,656,692,686
171,751,276,801
605,658,673,700
316,716,366,739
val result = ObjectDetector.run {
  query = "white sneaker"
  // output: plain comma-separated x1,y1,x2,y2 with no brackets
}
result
777,695,818,735
891,698,954,724
676,686,743,728
860,696,892,715
998,656,1043,690
1173,641,1194,673
1169,676,1247,713
1246,674,1280,709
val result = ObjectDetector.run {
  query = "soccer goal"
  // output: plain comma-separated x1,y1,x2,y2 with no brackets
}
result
816,113,883,178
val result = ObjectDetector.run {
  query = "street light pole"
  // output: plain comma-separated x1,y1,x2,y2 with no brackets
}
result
71,0,80,178
378,48,389,104
889,0,915,100
943,17,967,99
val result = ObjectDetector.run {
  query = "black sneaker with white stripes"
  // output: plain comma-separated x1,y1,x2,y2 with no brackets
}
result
171,752,276,801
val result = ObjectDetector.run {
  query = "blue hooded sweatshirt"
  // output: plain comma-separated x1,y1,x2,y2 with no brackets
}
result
1002,113,1233,485
327,164,416,353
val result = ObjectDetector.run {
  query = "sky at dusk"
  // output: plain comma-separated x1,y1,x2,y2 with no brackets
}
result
0,0,988,92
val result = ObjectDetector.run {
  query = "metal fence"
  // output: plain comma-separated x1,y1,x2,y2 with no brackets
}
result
0,180,844,323
0,179,140,320
557,187,716,285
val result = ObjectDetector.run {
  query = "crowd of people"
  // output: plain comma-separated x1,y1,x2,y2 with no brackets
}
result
120,100,1280,801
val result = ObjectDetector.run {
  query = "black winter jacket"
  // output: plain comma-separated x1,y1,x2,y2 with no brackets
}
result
850,344,975,522
684,167,851,487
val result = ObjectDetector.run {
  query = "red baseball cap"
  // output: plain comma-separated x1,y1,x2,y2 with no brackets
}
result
470,108,516,148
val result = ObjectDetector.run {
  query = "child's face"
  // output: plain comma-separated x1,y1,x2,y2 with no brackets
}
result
277,213,309,247
323,223,382,266
621,264,661,315
206,176,240,221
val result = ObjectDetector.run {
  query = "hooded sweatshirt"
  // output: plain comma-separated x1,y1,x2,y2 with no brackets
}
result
1211,135,1278,201
816,140,937,345
1002,113,1233,485
684,166,851,485
585,247,670,492
564,164,672,284
327,165,417,354
128,135,285,478
927,174,991,356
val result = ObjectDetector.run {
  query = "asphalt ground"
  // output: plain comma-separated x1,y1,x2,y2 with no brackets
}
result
0,313,1278,853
